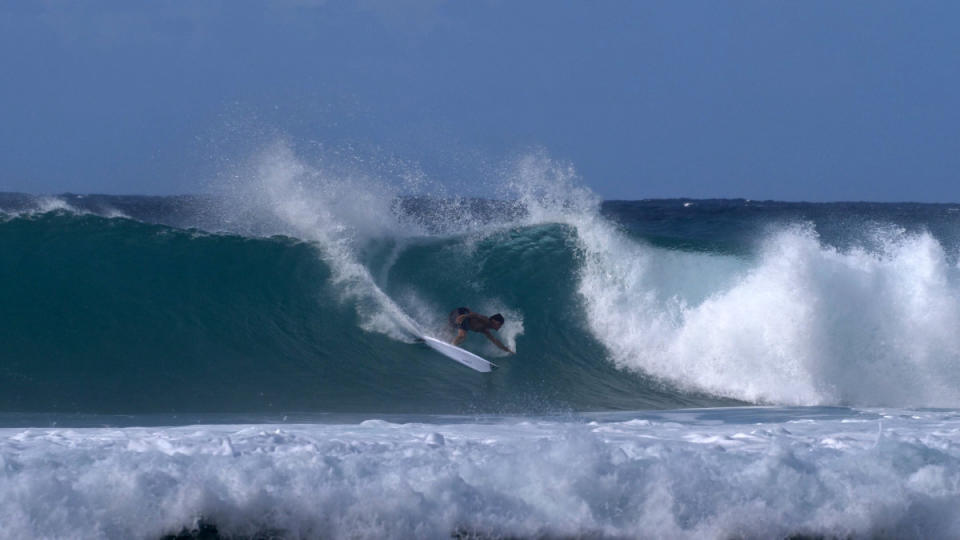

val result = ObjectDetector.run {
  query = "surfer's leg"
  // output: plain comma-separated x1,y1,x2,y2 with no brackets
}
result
452,329,467,346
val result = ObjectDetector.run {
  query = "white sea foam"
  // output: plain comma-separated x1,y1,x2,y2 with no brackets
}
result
576,223,960,407
501,155,960,408
0,196,130,221
0,196,78,220
2,408,959,539
36,196,76,213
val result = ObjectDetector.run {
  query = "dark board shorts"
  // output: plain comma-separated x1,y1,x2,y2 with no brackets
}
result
449,307,471,330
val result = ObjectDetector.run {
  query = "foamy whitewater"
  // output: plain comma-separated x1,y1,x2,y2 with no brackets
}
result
4,409,960,539
3,145,960,537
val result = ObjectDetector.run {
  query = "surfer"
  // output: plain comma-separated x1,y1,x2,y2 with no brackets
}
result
448,307,514,354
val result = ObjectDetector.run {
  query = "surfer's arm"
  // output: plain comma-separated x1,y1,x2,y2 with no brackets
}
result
482,330,513,354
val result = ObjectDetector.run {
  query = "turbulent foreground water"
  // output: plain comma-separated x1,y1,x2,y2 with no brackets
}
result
3,149,960,537
2,408,959,539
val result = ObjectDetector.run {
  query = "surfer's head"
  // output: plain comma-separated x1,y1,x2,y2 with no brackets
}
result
490,313,504,329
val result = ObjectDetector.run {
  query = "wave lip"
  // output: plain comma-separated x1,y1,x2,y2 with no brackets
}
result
5,160,960,412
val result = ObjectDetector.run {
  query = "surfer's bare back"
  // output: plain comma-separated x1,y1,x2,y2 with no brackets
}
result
449,307,514,354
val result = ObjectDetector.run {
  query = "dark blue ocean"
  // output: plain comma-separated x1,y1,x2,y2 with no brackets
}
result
3,188,960,415
3,157,960,538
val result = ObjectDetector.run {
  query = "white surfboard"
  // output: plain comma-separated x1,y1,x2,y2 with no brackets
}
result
420,336,498,373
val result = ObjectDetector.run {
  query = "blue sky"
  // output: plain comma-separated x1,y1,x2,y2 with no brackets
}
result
1,1,958,201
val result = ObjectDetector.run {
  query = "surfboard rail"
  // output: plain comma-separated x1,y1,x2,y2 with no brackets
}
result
420,336,498,372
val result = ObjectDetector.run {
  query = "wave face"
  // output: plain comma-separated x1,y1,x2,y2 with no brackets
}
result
1,210,700,414
3,152,960,413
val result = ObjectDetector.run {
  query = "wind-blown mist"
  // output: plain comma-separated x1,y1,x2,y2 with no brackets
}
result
3,144,960,413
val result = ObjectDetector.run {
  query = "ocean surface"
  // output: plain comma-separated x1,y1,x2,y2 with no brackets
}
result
3,155,960,538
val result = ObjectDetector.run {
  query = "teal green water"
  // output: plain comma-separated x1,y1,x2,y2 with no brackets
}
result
1,211,718,413
4,195,960,413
